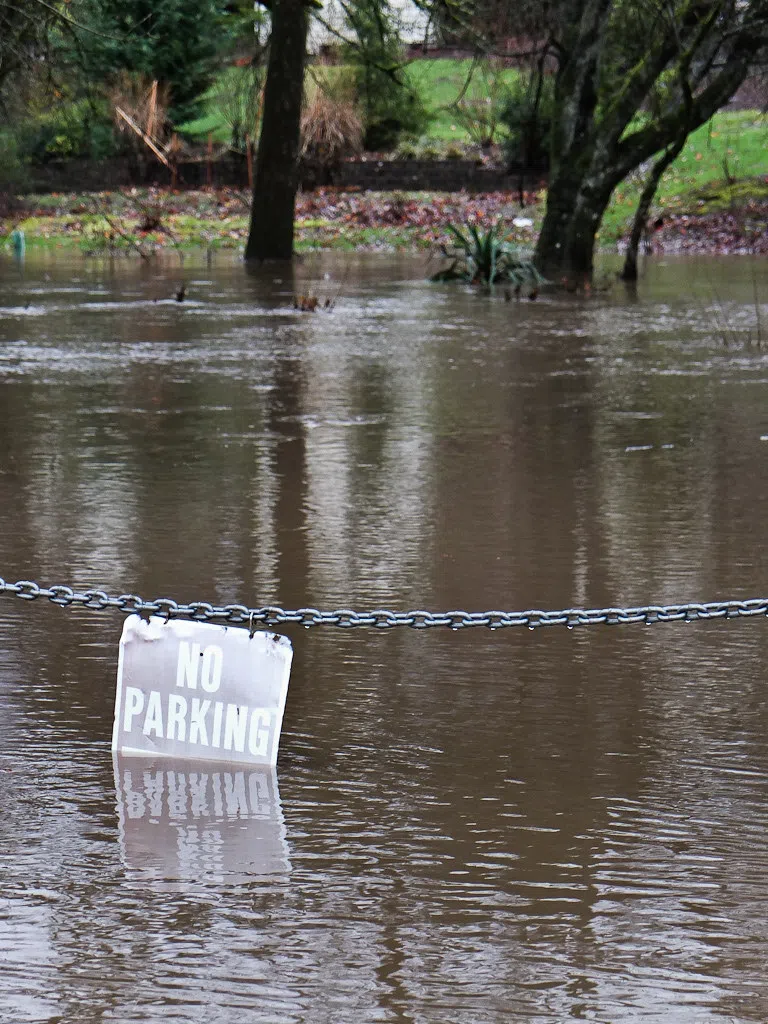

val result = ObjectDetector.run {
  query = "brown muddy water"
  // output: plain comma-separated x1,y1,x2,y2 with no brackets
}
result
1,249,768,1023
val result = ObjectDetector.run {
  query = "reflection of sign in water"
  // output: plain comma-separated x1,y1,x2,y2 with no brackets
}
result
112,616,292,766
113,753,291,881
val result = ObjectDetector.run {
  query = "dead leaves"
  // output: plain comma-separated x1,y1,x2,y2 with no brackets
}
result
653,201,768,255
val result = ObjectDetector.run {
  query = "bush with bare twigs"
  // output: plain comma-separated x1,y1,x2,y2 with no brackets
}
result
300,85,363,183
111,73,172,152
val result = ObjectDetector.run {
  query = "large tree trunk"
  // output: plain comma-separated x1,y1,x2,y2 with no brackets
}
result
534,164,615,285
529,0,761,286
245,0,309,262
535,52,752,286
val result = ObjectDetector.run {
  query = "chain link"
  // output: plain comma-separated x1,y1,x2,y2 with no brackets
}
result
2,576,768,630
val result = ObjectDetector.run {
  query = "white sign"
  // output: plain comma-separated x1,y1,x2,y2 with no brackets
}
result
113,753,291,882
112,615,293,766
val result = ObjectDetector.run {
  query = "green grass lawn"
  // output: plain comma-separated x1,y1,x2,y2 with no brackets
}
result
403,57,520,143
178,57,522,148
601,110,768,243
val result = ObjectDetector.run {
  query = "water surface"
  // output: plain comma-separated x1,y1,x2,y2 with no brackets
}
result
1,250,768,1022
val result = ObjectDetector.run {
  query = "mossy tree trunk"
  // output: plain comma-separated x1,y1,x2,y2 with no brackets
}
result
532,0,766,285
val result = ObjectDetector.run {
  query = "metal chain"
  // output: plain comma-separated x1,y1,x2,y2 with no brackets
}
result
1,576,768,629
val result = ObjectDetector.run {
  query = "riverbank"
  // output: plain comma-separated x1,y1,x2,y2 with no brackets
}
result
3,180,768,258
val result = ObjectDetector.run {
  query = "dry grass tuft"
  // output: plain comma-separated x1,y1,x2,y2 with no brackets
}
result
301,88,363,170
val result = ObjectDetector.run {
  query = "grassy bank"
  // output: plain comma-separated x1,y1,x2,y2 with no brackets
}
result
1,189,539,256
600,110,768,246
3,107,766,258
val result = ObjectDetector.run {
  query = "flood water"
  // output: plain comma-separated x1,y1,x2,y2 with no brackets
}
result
1,249,768,1022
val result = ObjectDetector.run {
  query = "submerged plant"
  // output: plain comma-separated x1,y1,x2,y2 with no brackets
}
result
431,219,546,292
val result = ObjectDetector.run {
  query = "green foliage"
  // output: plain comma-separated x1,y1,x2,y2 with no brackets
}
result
14,97,118,163
0,130,25,191
361,82,430,152
443,142,465,160
178,64,265,147
394,138,418,158
500,73,555,169
0,0,59,96
343,0,431,150
411,139,440,159
431,219,546,289
67,0,235,124
600,110,768,244
398,135,490,161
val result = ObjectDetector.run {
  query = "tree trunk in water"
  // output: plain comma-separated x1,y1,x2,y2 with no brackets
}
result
529,0,759,288
534,170,614,286
245,0,308,262
621,138,685,282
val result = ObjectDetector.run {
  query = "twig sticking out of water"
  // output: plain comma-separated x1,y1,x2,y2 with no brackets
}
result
293,260,351,312
324,259,352,311
705,260,764,351
708,281,735,348
293,293,335,311
752,261,763,350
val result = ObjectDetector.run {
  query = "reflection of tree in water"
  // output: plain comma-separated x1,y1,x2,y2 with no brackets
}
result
0,379,39,572
347,360,395,507
4,259,768,1019
271,636,649,1014
265,339,310,609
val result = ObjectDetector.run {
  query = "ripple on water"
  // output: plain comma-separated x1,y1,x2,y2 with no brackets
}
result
2,254,768,1022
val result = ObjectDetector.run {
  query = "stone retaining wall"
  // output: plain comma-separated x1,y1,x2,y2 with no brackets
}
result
25,155,544,195
328,158,541,193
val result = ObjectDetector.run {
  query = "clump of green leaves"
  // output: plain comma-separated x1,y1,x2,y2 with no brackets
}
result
16,97,118,163
0,130,26,193
432,219,546,291
343,0,431,150
500,73,555,170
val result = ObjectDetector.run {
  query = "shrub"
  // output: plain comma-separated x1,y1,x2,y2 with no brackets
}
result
395,139,418,159
500,73,555,170
444,142,466,160
16,97,118,163
414,140,440,160
431,219,546,292
361,90,430,152
301,85,363,175
0,130,26,193
180,64,265,149
450,58,511,148
343,0,431,151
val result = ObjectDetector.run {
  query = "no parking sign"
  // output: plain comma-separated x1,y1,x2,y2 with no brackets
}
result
112,615,292,766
